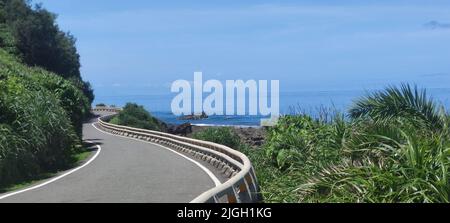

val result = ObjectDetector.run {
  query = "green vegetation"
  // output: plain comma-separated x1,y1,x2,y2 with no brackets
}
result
192,127,241,149
193,84,450,203
109,103,167,132
71,151,90,165
0,48,91,188
259,84,449,203
0,0,93,189
0,0,93,103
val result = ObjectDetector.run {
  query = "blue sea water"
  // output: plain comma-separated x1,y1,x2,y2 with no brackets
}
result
94,88,450,126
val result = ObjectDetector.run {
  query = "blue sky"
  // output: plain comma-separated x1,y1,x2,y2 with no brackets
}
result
35,0,450,96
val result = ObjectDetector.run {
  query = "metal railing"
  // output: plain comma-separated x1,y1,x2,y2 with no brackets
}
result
92,108,262,203
92,106,122,113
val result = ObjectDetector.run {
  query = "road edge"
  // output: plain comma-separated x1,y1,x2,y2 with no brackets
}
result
0,141,102,201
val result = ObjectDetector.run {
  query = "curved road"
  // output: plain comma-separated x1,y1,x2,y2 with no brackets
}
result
0,112,216,203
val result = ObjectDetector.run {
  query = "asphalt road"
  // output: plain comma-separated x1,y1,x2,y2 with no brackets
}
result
0,112,216,203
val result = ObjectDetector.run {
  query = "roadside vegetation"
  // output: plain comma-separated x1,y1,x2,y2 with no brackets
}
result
192,127,241,149
109,103,167,132
0,0,93,189
193,84,450,203
0,48,91,189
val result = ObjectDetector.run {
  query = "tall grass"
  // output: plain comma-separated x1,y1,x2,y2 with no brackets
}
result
0,49,88,187
192,127,241,149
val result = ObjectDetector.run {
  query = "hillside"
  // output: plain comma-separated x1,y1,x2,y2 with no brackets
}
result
0,0,93,188
0,48,92,187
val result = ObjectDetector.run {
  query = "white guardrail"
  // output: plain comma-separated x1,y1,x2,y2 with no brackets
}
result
92,107,262,203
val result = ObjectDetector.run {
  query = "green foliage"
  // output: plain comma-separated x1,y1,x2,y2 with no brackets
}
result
0,0,94,103
297,121,450,203
0,1,92,188
265,115,343,171
0,23,17,55
0,48,90,187
0,69,77,186
0,49,90,138
81,81,94,104
110,103,167,132
192,127,241,149
349,84,443,130
68,76,95,105
1,0,78,78
247,84,450,203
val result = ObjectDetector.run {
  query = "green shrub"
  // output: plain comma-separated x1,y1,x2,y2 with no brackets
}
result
264,115,343,171
109,103,167,132
29,69,90,138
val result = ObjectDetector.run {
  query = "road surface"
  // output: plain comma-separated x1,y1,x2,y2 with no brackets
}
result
0,112,216,203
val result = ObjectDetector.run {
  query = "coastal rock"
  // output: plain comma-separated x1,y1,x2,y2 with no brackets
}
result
178,111,208,120
168,123,193,136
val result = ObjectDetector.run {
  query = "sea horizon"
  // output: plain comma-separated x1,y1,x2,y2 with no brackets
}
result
94,86,450,126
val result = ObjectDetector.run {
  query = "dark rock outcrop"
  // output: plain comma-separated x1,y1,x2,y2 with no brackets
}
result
168,123,193,136
178,111,208,120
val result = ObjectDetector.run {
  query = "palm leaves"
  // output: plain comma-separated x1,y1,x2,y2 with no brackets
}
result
349,84,444,130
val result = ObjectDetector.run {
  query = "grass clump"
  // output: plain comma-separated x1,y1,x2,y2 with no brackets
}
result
192,127,241,149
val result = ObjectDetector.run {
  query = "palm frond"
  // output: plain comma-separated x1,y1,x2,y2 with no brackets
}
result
349,84,443,130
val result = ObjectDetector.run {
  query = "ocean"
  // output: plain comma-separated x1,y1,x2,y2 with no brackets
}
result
94,88,450,126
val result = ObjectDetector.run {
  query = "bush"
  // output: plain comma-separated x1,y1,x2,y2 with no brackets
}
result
192,127,241,149
264,115,343,171
29,70,90,138
109,103,167,132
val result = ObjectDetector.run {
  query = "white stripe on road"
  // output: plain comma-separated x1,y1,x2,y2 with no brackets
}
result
0,141,102,200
